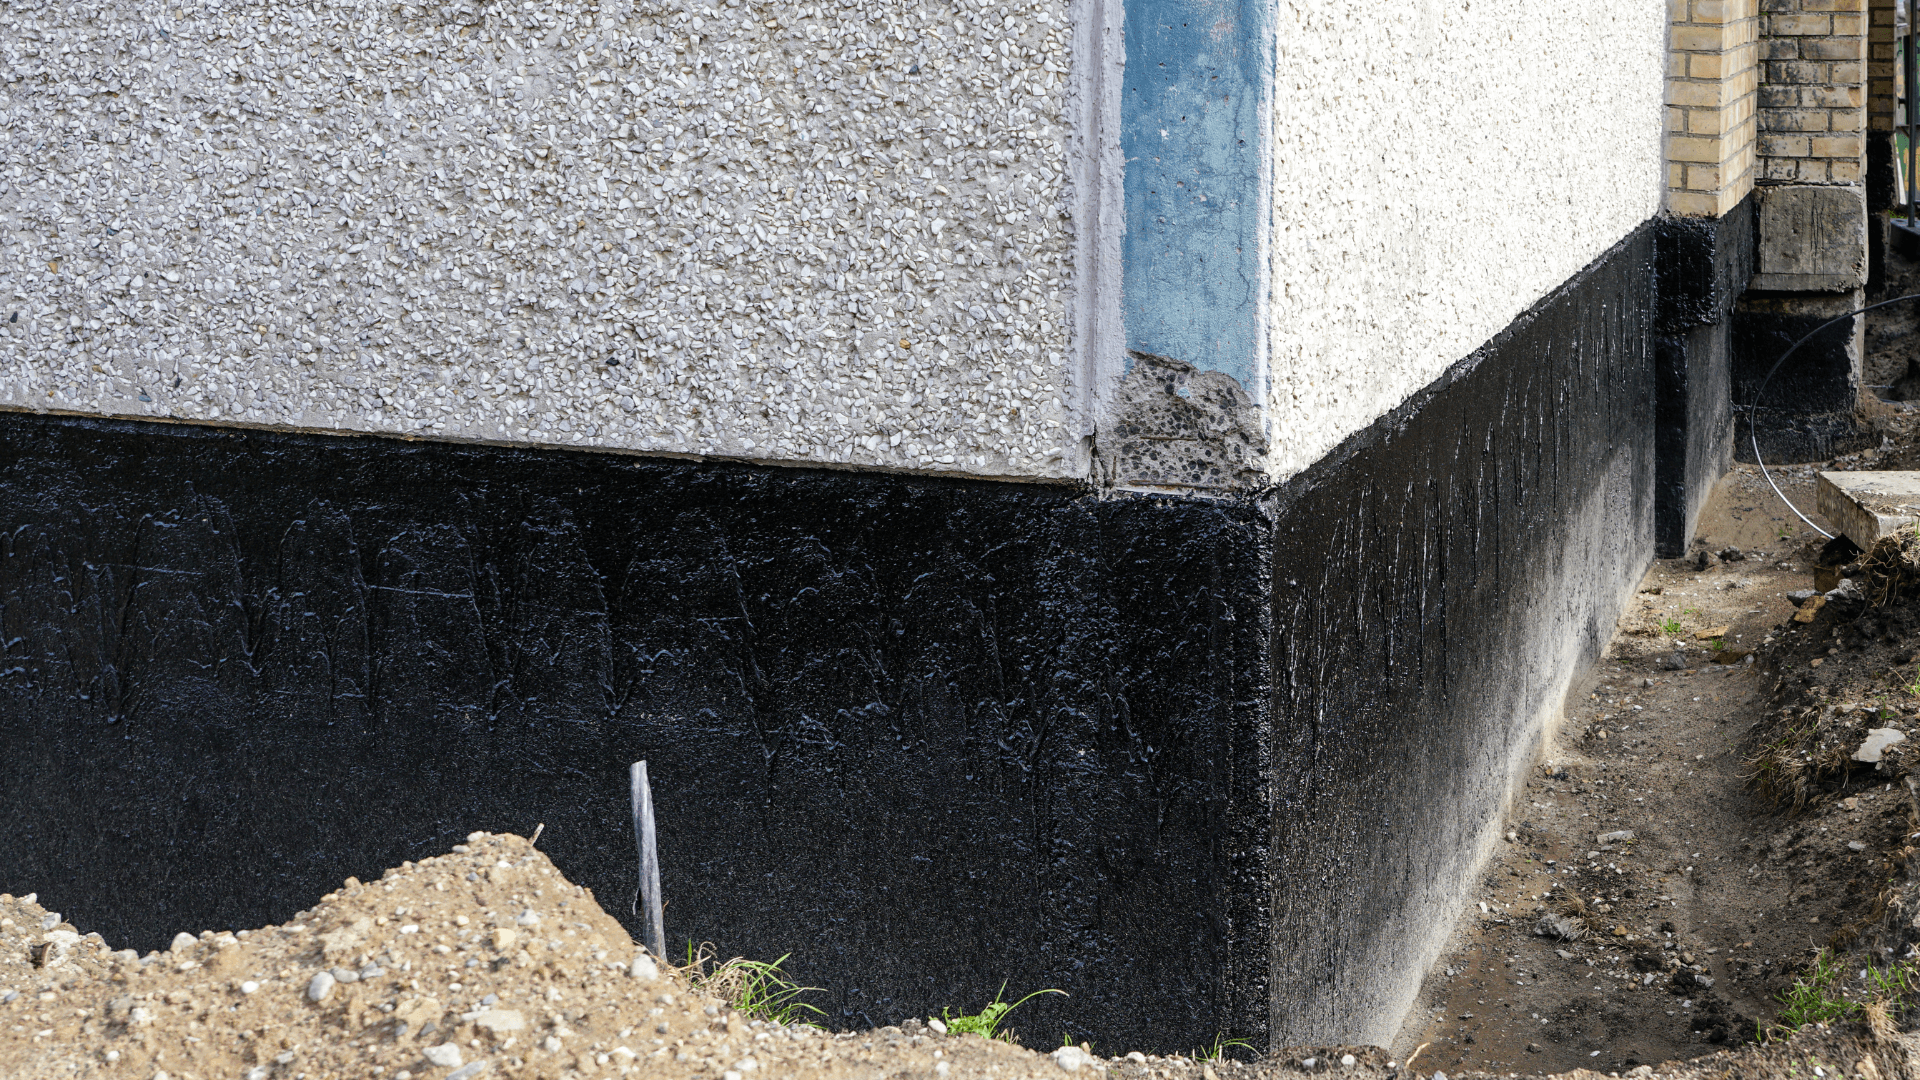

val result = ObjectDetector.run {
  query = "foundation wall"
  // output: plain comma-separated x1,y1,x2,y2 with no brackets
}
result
1264,223,1657,1043
0,219,1659,1050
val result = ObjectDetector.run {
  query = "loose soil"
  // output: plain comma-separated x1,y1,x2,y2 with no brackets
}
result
1390,451,1920,1080
7,828,1920,1080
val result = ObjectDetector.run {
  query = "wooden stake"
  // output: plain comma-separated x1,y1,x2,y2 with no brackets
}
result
630,760,665,962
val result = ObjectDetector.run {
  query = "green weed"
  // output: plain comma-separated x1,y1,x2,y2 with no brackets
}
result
938,983,1066,1044
1709,638,1726,652
1763,949,1857,1041
683,943,824,1026
1193,1033,1256,1062
1660,618,1685,636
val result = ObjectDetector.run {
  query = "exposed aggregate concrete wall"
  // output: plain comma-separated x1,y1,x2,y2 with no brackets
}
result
0,0,1083,478
1264,0,1666,479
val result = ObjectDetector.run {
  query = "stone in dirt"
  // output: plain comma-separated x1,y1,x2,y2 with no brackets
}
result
1853,727,1907,762
630,951,659,981
1828,578,1866,603
1814,471,1920,549
1533,913,1587,942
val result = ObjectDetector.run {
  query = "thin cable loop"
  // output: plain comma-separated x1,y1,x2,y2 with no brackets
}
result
1743,293,1920,542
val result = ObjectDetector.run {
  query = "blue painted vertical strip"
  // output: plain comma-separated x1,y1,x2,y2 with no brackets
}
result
1120,0,1267,388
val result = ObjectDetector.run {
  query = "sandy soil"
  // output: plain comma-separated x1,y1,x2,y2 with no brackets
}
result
9,824,1920,1080
9,825,1920,1080
0,832,1403,1080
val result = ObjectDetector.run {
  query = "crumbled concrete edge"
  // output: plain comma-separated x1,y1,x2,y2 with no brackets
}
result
1095,350,1269,492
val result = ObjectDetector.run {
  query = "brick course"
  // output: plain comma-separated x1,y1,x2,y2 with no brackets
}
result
1748,0,1867,185
1668,0,1760,214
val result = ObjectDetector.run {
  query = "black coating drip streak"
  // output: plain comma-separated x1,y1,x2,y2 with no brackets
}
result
0,218,1666,1052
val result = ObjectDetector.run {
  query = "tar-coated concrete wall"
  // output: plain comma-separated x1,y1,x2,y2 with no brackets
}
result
0,410,1272,1054
1265,223,1655,1044
1263,0,1666,478
0,0,1084,479
0,215,1658,1053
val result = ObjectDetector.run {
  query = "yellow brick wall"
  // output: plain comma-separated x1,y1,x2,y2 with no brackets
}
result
1867,0,1896,131
1668,0,1760,216
1755,0,1868,183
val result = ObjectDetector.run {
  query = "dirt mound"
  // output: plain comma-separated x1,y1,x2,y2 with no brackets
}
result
7,825,1920,1078
0,832,1390,1080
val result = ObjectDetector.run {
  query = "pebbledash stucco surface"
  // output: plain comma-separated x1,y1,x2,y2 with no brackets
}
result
0,0,1082,478
1263,0,1667,478
2,0,1667,484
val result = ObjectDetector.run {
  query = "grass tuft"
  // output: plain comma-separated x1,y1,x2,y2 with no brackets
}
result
682,942,824,1026
1193,1032,1256,1062
938,983,1066,1045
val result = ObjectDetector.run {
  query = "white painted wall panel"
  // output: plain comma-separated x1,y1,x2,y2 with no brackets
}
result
1264,0,1666,479
0,0,1082,478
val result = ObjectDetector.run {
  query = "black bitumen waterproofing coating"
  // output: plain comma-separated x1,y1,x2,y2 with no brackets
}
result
0,219,1663,1052
1654,195,1750,555
0,415,1271,1052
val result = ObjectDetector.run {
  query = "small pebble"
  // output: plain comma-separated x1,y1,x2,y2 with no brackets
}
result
306,971,335,1003
1341,1054,1357,1067
331,967,360,984
169,932,197,954
239,981,259,995
515,911,541,927
928,1018,948,1035
423,1044,463,1068
630,953,658,982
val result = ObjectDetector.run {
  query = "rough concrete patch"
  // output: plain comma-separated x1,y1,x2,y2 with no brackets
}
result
1752,185,1868,292
1097,351,1268,491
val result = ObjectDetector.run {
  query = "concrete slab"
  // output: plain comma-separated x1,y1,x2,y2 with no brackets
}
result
1751,185,1868,292
1815,470,1920,548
